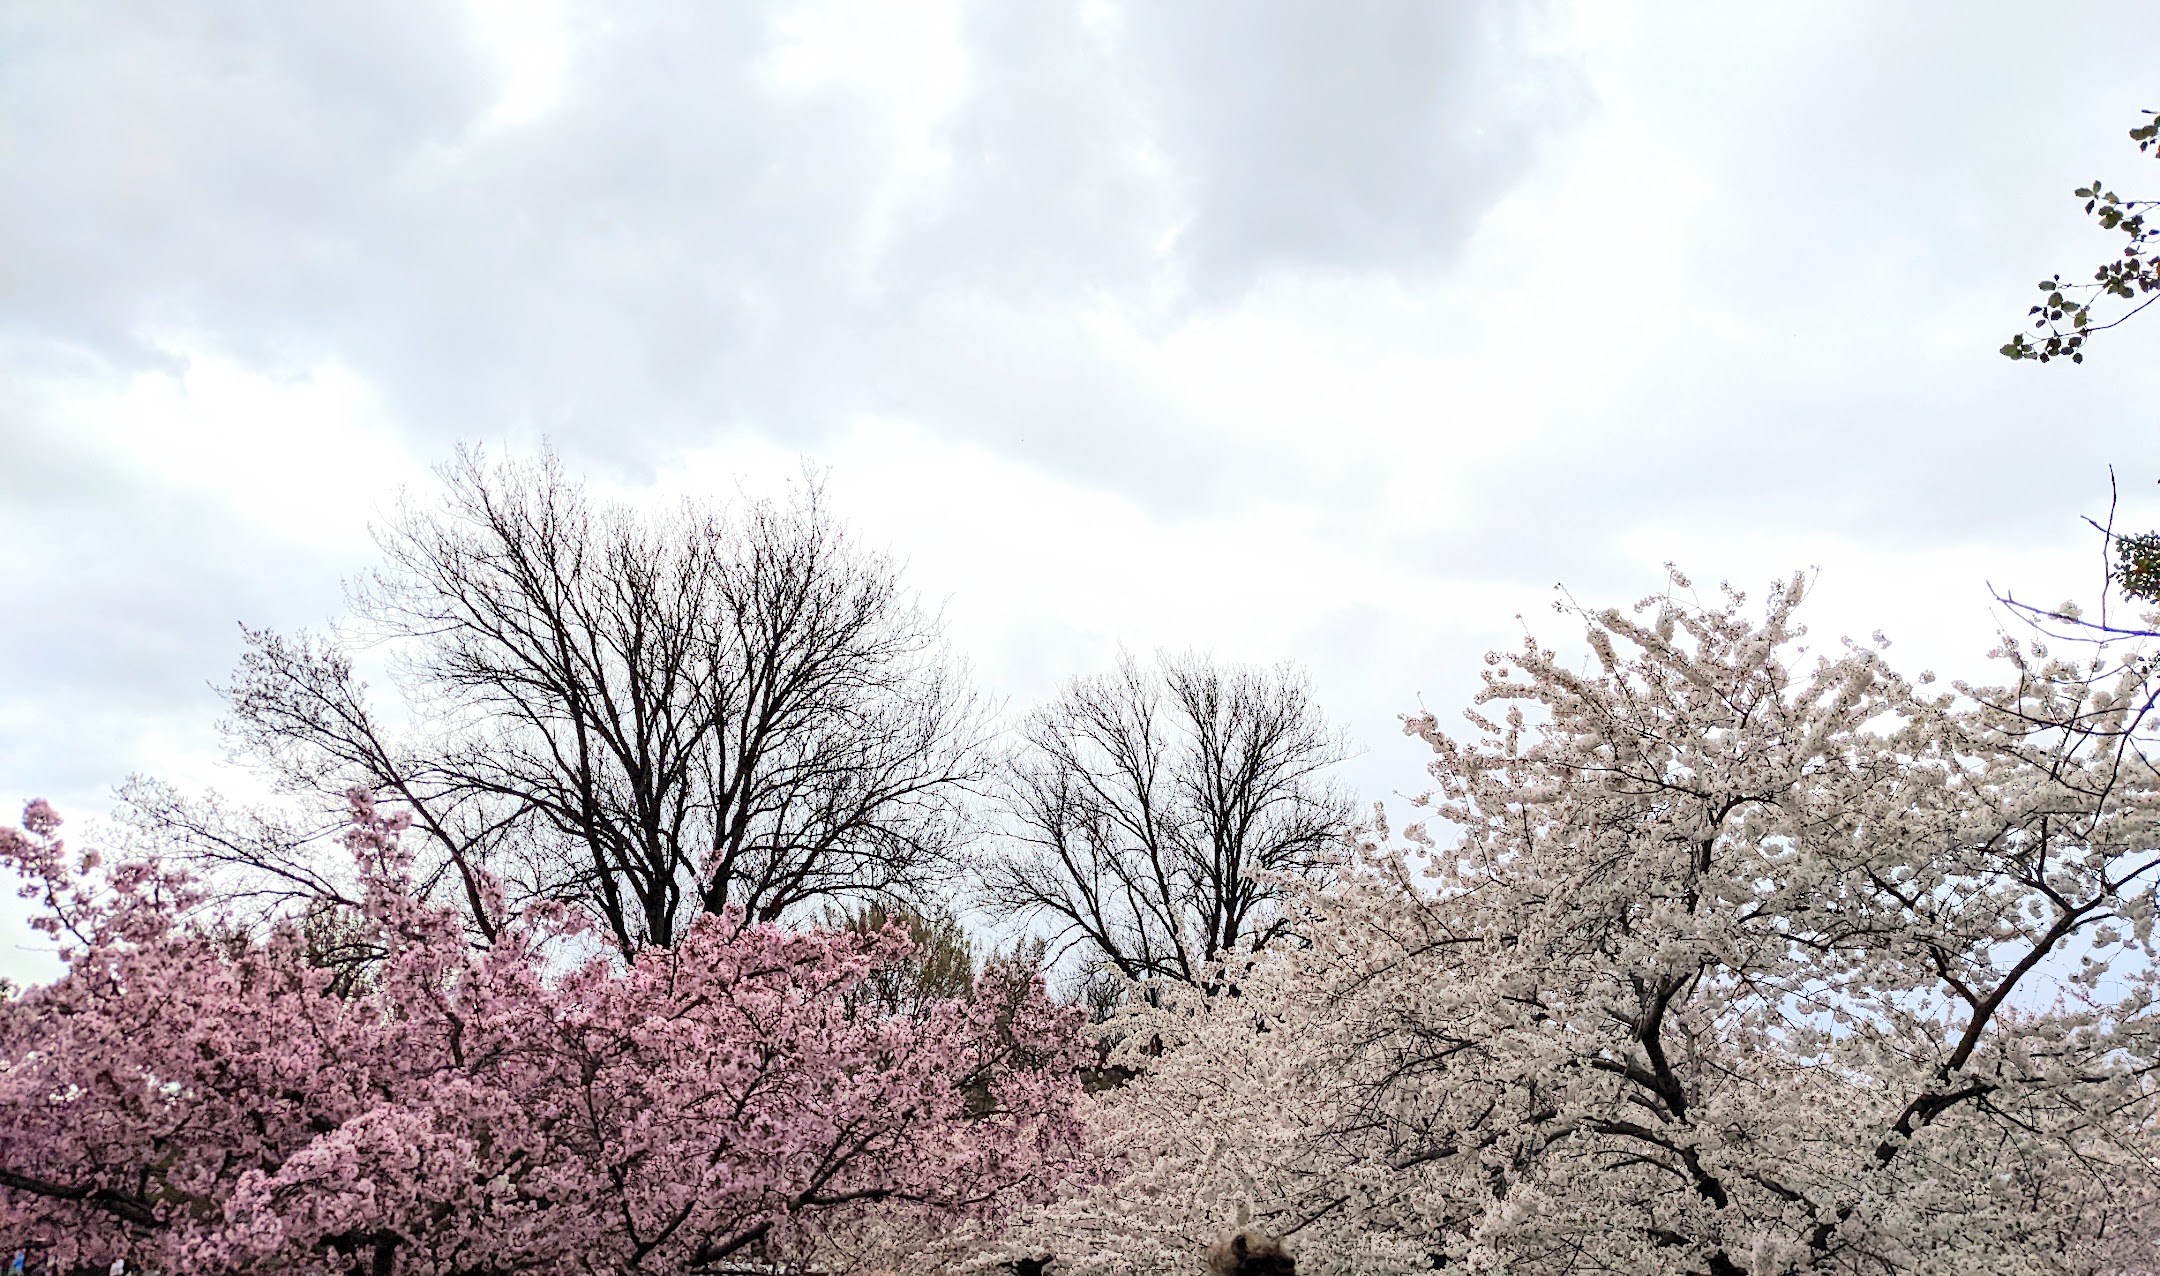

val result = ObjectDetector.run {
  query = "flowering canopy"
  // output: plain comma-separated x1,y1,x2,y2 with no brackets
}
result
0,794,1089,1276
1022,576,2160,1275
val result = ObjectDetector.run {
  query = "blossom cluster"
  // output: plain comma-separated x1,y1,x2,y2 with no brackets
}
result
0,794,1090,1276
10,573,2160,1276
1013,576,2160,1275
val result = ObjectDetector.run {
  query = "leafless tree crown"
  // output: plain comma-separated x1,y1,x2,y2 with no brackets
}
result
982,652,1353,987
152,448,985,953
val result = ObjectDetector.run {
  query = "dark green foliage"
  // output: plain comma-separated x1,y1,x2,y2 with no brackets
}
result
2116,530,2160,604
2002,111,2159,364
829,901,978,1017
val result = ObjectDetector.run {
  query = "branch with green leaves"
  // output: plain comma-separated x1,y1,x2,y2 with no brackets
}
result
2003,110,2160,364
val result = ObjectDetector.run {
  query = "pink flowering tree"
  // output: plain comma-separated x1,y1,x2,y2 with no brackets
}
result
0,794,1089,1276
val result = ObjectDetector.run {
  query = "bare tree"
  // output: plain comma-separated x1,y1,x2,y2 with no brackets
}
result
136,448,986,953
981,652,1353,988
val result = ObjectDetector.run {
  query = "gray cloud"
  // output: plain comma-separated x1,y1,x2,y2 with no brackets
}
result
0,0,1579,905
1125,1,1585,296
12,0,2160,985
1,0,1580,482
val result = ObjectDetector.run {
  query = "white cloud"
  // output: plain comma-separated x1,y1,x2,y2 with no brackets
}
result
5,0,2160,987
465,0,574,129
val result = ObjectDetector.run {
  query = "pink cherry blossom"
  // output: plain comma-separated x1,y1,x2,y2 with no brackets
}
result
0,792,1090,1275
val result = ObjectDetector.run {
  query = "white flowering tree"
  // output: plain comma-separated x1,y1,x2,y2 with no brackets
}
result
1013,574,2160,1276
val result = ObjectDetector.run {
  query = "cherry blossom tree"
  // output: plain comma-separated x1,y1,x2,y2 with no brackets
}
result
0,794,1089,1276
1019,574,2160,1275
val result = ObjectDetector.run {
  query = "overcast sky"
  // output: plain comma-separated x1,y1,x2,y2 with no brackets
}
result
5,0,2159,981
